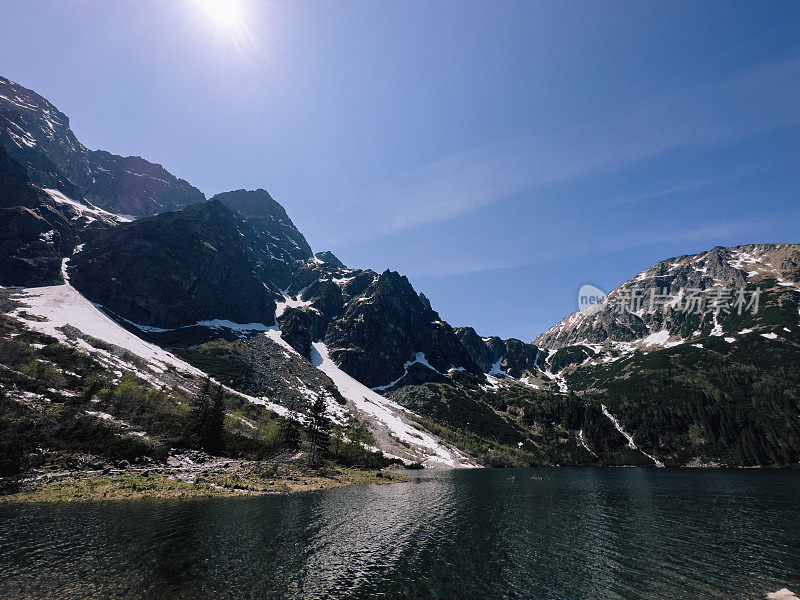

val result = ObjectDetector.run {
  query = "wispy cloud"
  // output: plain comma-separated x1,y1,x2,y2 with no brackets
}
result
336,58,798,245
403,214,789,278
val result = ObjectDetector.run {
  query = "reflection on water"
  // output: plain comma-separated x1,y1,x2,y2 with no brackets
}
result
0,468,798,599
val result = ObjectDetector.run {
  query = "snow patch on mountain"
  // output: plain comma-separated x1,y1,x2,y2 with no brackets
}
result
578,429,597,457
372,352,441,391
310,342,475,467
44,188,128,224
12,284,199,377
9,282,291,416
275,290,314,319
601,404,664,467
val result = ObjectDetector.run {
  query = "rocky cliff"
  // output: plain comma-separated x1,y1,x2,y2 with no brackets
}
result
0,76,204,217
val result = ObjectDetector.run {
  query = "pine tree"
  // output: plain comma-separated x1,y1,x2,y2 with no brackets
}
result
205,384,226,455
190,379,225,455
330,424,344,458
306,395,331,467
281,395,303,453
281,417,302,452
190,377,213,448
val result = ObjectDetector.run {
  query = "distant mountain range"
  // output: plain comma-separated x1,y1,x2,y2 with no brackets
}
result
1,75,798,469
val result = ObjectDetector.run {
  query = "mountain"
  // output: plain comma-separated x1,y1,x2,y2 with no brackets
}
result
213,189,313,288
534,244,800,351
67,188,318,329
455,327,542,379
0,77,797,474
324,270,483,388
0,76,204,217
388,243,800,467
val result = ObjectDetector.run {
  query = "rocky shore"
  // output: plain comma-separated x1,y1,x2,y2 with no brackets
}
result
0,450,409,503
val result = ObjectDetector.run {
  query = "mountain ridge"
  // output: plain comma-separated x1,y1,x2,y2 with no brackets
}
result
1,77,797,470
0,76,205,217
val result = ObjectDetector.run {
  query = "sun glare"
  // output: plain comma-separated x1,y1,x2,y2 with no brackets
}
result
196,0,246,33
191,0,260,56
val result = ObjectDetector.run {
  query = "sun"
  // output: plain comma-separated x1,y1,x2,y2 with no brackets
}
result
196,0,246,33
190,0,258,55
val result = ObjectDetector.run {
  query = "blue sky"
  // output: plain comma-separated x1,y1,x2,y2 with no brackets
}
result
2,0,798,340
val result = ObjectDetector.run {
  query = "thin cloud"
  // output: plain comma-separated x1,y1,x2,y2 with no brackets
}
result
403,215,789,278
332,58,798,246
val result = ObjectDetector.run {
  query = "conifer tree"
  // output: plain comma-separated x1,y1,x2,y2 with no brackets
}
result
306,395,331,466
206,384,226,455
190,377,213,448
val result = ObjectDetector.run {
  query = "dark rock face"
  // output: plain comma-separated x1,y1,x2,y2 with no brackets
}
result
454,327,540,378
502,339,541,378
324,270,481,387
0,76,204,217
0,146,79,285
0,144,45,209
214,189,312,289
0,206,63,286
71,200,276,328
84,151,204,217
454,327,504,372
314,251,345,268
278,310,313,359
301,280,344,317
278,306,328,347
337,271,376,301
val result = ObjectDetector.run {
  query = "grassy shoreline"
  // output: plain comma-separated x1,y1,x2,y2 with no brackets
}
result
0,467,410,503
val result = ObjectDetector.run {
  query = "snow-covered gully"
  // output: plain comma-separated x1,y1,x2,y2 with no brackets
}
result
578,429,597,457
311,342,476,468
601,404,665,467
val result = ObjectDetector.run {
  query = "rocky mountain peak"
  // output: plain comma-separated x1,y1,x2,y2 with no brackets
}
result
534,243,800,352
313,251,345,268
323,269,481,388
214,188,289,221
0,75,205,217
212,188,313,271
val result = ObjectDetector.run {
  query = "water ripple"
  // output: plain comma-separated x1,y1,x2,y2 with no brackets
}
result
0,469,798,599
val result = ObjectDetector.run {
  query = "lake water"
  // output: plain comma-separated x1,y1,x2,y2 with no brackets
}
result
0,468,798,599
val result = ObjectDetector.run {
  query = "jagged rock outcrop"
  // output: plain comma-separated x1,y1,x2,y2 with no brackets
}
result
454,327,541,378
501,339,542,378
324,270,482,387
313,251,345,268
0,76,204,217
277,309,314,359
214,189,312,289
301,279,344,317
454,327,504,372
